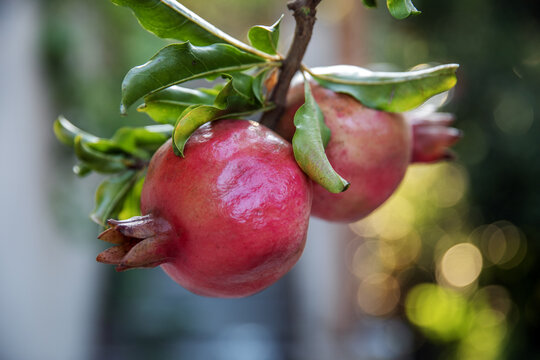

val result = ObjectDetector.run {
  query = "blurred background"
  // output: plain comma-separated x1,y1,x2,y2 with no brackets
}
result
1,0,539,359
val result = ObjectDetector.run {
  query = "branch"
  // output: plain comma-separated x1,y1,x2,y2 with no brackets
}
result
259,0,322,129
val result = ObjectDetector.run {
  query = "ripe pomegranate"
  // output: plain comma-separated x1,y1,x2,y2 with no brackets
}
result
97,119,312,298
277,82,461,223
277,82,411,223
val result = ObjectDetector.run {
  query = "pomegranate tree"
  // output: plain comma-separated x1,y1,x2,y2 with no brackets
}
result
55,0,460,297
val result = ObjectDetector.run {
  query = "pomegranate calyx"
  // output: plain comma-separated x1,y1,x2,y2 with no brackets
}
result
408,113,462,164
97,215,174,272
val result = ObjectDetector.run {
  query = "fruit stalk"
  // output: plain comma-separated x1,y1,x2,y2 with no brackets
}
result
260,0,322,129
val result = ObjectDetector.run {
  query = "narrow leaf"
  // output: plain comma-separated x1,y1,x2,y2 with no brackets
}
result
292,79,349,193
362,0,377,8
57,117,170,174
80,125,171,159
172,73,265,155
214,73,260,111
112,0,275,59
386,0,420,19
138,86,216,125
248,15,283,55
110,125,172,155
173,105,222,156
310,64,458,113
54,116,98,146
112,0,222,45
120,42,272,114
74,136,131,173
91,171,140,226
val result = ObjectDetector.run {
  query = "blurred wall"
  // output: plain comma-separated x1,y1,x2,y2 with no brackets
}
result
0,2,101,360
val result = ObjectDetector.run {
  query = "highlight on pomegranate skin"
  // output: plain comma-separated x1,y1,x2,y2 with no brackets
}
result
97,119,313,298
278,83,411,223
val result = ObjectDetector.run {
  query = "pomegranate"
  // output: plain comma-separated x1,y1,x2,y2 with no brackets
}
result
97,119,312,298
277,82,411,223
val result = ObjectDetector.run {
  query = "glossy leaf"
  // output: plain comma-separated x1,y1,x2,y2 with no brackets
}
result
111,0,274,59
54,116,98,146
310,64,458,113
292,79,349,193
138,86,216,125
362,0,377,8
173,106,221,156
110,125,172,155
91,171,141,226
55,117,172,175
172,73,265,155
387,0,420,19
248,15,283,55
120,42,272,114
214,73,260,110
74,136,132,173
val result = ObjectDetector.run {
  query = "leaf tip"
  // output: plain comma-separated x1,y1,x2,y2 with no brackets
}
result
172,141,185,158
120,103,128,116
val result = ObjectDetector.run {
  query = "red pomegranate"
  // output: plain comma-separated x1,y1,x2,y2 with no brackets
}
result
277,82,411,223
97,119,312,298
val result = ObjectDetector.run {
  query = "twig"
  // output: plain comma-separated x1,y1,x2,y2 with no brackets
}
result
259,0,322,129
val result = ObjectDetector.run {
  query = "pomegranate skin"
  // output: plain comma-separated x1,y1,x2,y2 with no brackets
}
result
278,83,411,223
141,119,312,297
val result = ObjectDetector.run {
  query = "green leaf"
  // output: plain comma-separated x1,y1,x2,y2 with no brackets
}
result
54,116,98,146
251,68,272,104
111,0,275,59
120,42,273,114
386,0,420,19
248,15,283,55
172,73,266,155
292,79,350,193
79,125,171,160
310,64,458,113
173,106,222,156
362,0,377,8
91,170,141,226
117,174,145,220
214,73,261,111
110,125,172,156
56,117,171,175
138,86,217,125
73,163,92,177
112,0,222,45
74,136,132,173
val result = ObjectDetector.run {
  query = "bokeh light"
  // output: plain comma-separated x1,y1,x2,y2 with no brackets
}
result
356,273,400,316
405,283,469,341
439,243,483,288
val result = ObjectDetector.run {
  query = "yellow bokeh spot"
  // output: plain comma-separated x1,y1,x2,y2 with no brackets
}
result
440,243,483,288
349,241,382,279
357,273,400,316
